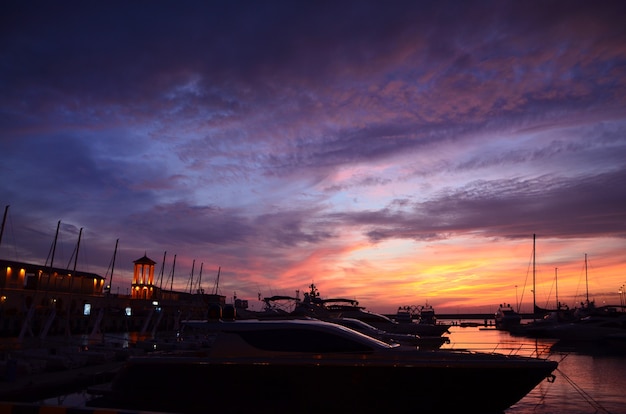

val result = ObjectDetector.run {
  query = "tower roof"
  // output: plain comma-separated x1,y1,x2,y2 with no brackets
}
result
133,253,156,265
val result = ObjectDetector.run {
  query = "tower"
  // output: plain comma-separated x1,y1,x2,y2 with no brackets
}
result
131,254,157,299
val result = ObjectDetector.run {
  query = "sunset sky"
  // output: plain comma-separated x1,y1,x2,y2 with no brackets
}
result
1,1,625,314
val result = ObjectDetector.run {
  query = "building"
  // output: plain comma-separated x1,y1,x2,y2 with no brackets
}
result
0,254,225,339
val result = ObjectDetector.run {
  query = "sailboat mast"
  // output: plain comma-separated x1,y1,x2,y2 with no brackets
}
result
49,220,61,269
171,254,176,291
159,251,167,291
555,267,559,309
0,205,8,248
533,233,537,315
46,220,61,290
213,266,221,295
0,205,8,295
71,228,83,290
585,253,589,304
66,227,82,336
108,239,119,294
197,262,203,293
72,228,83,272
189,259,195,294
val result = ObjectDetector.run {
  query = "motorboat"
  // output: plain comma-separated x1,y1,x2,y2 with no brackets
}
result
417,303,438,325
393,306,413,323
337,307,450,336
87,318,557,414
330,317,449,349
494,303,522,331
295,284,450,337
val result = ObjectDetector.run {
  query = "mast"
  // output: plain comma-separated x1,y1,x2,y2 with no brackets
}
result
65,227,83,336
70,227,83,295
158,251,167,291
26,220,60,340
532,233,536,317
46,220,61,291
71,228,83,278
108,239,119,294
554,267,559,309
0,205,8,295
0,205,8,248
213,266,221,295
189,259,195,294
197,262,203,294
170,254,176,291
584,253,589,304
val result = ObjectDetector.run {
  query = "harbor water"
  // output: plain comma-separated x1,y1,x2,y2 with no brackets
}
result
442,322,626,414
22,322,626,414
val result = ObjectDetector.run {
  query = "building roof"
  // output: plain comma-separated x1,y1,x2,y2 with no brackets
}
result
0,259,105,280
133,254,156,265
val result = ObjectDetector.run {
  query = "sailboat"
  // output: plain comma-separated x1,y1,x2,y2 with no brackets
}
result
510,235,574,337
520,252,626,343
532,267,575,325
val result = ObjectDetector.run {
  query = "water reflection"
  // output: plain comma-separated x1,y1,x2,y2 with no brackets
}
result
443,323,626,414
442,324,557,357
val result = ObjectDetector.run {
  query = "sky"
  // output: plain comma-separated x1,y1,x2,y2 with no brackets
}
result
1,0,626,315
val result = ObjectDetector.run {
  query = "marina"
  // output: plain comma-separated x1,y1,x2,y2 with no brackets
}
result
1,251,625,413
1,320,624,414
1,217,624,413
3,2,626,412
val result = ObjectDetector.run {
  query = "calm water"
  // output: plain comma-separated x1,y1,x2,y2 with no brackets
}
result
33,323,626,414
442,322,626,414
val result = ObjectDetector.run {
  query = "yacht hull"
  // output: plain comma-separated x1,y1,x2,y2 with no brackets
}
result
89,353,556,414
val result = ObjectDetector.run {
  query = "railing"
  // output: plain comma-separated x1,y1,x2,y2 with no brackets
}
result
442,338,556,358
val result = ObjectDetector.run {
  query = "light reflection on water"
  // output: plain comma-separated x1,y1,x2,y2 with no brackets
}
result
442,322,626,414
